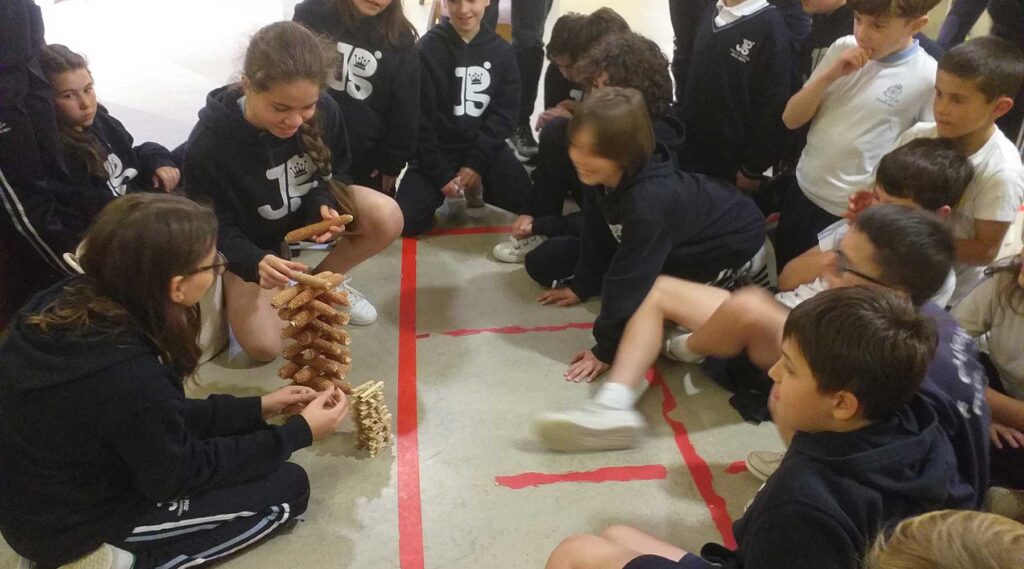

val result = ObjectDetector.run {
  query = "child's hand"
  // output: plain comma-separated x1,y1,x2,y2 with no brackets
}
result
152,166,181,192
300,387,349,440
538,288,581,306
843,189,878,220
535,107,573,132
442,176,464,198
826,48,870,81
261,385,318,419
312,205,348,243
990,421,1024,450
564,349,609,383
735,171,762,193
259,254,308,290
457,167,481,191
512,214,534,239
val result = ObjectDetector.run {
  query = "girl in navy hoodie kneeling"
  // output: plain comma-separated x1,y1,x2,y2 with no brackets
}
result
184,22,403,362
293,0,420,196
0,194,347,569
534,87,767,382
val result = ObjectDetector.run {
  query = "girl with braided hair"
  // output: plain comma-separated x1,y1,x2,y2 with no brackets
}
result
184,21,403,362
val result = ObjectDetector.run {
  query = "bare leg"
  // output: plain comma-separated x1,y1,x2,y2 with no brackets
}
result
545,529,688,569
685,287,788,370
605,275,731,389
315,185,403,275
599,526,688,561
223,272,286,363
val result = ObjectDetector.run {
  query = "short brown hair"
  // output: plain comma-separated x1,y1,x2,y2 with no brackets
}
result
783,287,937,421
846,0,939,18
939,36,1024,101
568,87,654,184
865,510,1024,569
573,32,673,119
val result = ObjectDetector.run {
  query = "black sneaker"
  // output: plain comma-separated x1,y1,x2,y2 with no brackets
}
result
511,125,539,160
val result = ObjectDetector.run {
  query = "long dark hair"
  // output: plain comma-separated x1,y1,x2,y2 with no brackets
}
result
25,194,218,378
38,44,108,179
243,21,357,219
331,0,417,48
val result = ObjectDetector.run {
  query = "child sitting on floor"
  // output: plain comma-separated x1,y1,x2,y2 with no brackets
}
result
38,44,179,238
529,87,765,383
545,287,962,569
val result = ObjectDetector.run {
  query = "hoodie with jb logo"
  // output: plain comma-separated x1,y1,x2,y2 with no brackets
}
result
293,0,420,180
183,85,352,283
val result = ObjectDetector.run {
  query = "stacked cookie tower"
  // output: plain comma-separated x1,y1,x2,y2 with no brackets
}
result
350,380,393,457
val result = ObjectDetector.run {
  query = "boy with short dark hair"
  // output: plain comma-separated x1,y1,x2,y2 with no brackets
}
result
544,286,961,569
395,0,531,237
776,0,939,266
893,36,1024,304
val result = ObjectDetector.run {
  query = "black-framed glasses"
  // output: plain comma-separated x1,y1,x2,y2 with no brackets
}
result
835,249,886,286
185,251,228,277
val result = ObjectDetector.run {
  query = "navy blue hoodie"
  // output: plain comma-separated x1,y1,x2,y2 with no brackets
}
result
693,396,964,569
573,145,765,363
0,278,312,566
184,85,351,283
293,0,419,177
415,21,520,186
58,105,175,237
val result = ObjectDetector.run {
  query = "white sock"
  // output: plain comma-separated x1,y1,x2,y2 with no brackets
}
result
668,332,705,363
593,381,639,410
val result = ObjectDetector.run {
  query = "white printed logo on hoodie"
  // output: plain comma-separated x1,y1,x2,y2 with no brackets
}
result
329,42,382,101
454,62,492,118
258,154,319,220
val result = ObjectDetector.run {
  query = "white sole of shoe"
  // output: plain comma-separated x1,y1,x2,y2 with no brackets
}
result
535,419,640,452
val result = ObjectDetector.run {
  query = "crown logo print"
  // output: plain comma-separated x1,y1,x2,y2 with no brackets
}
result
289,161,309,178
352,53,372,72
469,70,484,85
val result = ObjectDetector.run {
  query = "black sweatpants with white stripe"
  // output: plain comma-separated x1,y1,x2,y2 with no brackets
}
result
112,463,310,569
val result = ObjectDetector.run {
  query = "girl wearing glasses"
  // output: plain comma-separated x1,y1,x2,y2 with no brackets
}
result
183,21,403,362
0,194,349,568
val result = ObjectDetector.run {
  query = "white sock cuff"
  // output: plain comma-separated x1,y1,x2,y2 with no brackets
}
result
594,381,639,410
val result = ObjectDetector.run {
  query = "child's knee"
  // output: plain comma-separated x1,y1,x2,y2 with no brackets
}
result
243,338,283,363
276,462,310,515
599,525,636,543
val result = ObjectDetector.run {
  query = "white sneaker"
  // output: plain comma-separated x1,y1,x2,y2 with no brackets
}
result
746,450,784,481
21,544,137,569
985,486,1024,521
534,402,645,452
492,235,546,263
663,329,704,363
339,278,378,326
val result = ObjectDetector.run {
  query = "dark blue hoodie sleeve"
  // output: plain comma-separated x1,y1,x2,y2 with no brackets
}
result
587,198,674,364
463,45,520,175
739,503,857,569
739,18,792,179
184,395,265,439
380,45,421,177
183,142,268,283
569,190,617,301
105,396,313,501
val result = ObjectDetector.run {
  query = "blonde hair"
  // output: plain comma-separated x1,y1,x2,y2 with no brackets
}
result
864,510,1024,569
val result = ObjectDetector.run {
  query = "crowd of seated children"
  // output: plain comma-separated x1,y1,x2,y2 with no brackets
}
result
546,287,969,569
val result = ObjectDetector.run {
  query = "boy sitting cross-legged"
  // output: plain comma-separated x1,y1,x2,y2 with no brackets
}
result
545,286,960,569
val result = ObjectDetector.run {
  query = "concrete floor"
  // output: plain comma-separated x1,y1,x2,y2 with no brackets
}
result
2,1,1008,567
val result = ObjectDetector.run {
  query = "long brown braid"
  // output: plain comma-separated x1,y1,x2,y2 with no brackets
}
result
243,21,357,221
38,44,108,178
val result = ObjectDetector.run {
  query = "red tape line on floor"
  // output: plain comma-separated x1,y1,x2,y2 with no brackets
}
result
397,237,424,569
425,225,513,236
725,461,748,474
495,464,668,490
425,321,594,339
649,368,737,549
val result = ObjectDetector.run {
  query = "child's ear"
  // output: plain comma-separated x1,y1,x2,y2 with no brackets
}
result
992,95,1015,121
934,205,952,220
831,390,862,421
908,15,929,34
168,275,187,305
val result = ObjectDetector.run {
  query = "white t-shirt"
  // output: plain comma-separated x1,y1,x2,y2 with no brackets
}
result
896,122,1024,304
775,218,957,308
797,36,936,216
953,271,1024,399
